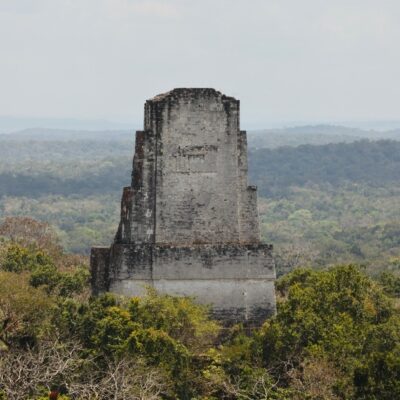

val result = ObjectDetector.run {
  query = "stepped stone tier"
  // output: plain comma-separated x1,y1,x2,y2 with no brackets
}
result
91,88,276,325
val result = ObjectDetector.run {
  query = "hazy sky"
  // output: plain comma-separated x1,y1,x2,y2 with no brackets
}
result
1,0,399,128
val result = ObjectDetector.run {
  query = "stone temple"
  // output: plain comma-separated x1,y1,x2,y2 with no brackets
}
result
91,88,276,325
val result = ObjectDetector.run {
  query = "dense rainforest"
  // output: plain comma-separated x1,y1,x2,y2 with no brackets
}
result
0,218,400,399
0,131,399,275
0,127,400,399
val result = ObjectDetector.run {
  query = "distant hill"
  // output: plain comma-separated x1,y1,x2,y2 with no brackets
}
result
0,116,136,133
0,127,134,141
0,138,399,199
2,125,399,148
249,125,400,149
249,140,400,196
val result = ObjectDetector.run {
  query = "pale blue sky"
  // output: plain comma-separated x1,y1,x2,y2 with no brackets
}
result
1,0,399,128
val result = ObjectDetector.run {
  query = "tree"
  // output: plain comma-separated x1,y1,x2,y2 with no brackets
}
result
0,271,53,349
0,217,62,259
260,265,398,398
0,217,87,270
0,338,82,400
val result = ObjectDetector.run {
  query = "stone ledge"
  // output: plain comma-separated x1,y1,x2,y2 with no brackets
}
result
107,242,275,281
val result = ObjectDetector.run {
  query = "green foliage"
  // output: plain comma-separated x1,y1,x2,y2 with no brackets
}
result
0,194,120,254
1,243,53,273
127,327,189,372
250,140,400,197
378,271,400,297
2,125,400,400
34,397,70,400
0,271,53,348
0,242,89,298
353,316,400,399
91,305,137,354
52,290,220,398
2,243,400,399
202,330,294,399
1,138,400,265
130,289,219,350
259,185,400,275
264,266,392,363
262,265,400,399
30,264,89,297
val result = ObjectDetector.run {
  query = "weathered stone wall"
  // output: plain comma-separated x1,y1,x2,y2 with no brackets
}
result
237,130,261,243
115,88,260,246
91,88,276,325
107,243,275,324
149,90,242,245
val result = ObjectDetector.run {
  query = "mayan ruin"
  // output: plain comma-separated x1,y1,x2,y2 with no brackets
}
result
90,88,276,325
